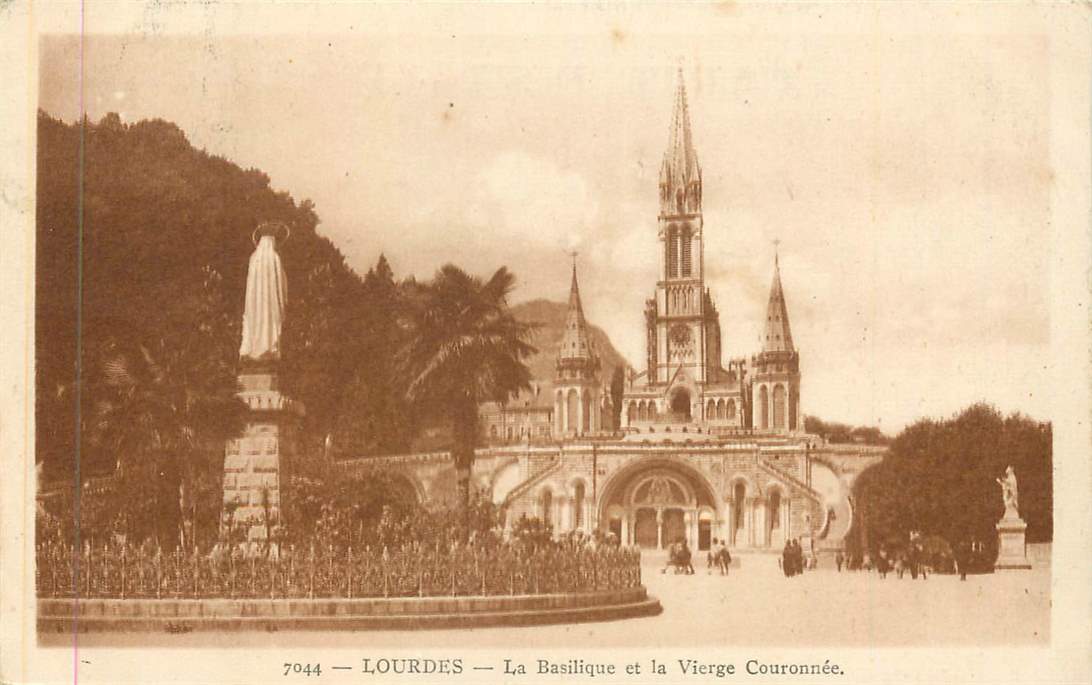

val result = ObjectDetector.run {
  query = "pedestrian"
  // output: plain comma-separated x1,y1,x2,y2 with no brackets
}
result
680,538,695,575
707,538,717,573
782,540,792,578
835,550,844,573
661,541,680,574
717,539,732,575
955,540,969,581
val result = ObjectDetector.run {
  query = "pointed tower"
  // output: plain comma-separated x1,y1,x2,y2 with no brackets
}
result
648,69,721,409
554,259,602,436
751,249,801,433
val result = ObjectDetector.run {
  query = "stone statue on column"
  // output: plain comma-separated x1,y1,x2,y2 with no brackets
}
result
223,222,302,556
994,464,1031,569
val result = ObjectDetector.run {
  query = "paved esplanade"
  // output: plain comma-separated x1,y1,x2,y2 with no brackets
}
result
57,553,1049,648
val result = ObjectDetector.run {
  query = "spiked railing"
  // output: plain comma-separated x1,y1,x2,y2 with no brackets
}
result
35,540,642,600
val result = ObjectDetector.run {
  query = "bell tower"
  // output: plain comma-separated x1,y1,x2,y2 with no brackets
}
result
649,70,713,397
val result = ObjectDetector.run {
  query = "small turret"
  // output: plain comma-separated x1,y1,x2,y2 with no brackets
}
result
751,247,801,433
762,251,795,353
554,259,601,436
558,262,594,362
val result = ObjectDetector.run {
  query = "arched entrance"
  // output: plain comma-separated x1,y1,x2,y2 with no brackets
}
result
634,509,658,547
669,388,692,421
698,509,714,549
766,487,789,548
597,458,718,551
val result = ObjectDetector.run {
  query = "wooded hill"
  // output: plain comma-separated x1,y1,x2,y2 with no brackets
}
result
35,112,632,484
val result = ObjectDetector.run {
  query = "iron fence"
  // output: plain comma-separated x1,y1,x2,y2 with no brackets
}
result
36,541,642,599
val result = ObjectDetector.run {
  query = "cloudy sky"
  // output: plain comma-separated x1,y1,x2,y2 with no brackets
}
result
38,7,1052,431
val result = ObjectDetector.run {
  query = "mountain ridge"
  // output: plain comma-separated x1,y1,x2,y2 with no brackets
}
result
502,298,630,409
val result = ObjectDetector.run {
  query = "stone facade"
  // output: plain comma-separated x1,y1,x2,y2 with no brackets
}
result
339,438,883,553
339,72,884,553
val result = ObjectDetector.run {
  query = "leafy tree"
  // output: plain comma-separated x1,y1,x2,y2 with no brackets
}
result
804,415,890,445
400,265,536,525
327,255,415,457
87,268,246,545
855,403,1052,558
36,112,413,511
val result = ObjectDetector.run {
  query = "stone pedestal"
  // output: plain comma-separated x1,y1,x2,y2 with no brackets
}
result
995,515,1032,569
223,369,297,548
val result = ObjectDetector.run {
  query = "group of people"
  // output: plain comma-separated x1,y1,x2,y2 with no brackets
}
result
780,538,809,577
707,538,733,575
660,537,737,576
661,538,696,574
834,547,931,580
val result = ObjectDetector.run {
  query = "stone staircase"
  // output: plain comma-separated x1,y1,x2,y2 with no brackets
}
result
502,452,562,508
757,458,821,504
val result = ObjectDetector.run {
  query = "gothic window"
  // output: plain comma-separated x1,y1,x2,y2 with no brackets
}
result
681,229,692,277
582,392,592,433
627,401,637,424
773,384,786,429
789,387,798,431
566,389,579,433
727,399,736,419
638,401,648,422
666,228,678,278
676,188,685,214
717,399,726,420
759,385,769,430
706,399,715,420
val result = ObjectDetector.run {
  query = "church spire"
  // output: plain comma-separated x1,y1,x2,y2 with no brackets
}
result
559,257,593,361
762,249,794,353
660,68,702,215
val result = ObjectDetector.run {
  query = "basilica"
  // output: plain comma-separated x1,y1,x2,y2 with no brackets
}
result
340,73,885,555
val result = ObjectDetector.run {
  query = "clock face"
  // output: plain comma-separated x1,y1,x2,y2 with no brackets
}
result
670,324,692,346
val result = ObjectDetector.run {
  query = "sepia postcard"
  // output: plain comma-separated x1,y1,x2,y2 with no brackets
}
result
1,2,1090,684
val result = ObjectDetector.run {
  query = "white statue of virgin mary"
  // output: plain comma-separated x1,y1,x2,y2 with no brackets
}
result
239,228,288,361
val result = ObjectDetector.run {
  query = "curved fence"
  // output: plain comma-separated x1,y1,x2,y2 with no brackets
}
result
36,542,643,600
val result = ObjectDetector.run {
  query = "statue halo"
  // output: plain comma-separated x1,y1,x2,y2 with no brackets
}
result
252,221,291,246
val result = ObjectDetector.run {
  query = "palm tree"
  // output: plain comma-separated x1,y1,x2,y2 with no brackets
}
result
401,265,536,525
90,268,246,546
92,335,246,545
